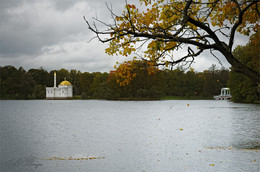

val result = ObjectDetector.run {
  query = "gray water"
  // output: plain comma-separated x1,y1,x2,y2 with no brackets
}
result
0,100,259,172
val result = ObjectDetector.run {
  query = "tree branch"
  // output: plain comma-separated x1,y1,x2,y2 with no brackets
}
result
229,0,258,49
156,48,204,67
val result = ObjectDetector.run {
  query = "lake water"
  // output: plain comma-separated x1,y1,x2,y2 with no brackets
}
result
0,100,259,172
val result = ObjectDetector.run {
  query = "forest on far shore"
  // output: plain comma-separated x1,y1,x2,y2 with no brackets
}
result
0,63,259,103
1,31,259,103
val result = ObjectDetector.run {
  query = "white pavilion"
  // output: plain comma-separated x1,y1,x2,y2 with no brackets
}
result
214,88,232,100
46,72,73,99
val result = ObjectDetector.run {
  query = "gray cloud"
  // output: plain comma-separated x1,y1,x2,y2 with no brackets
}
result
1,0,89,56
54,0,83,11
0,0,249,72
0,0,128,72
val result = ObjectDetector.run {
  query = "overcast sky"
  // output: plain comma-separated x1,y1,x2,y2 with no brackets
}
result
0,0,249,73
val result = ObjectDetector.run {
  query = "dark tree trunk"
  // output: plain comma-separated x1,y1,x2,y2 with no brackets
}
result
217,42,259,84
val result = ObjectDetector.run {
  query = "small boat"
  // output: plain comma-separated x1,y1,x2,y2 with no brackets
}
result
214,88,232,100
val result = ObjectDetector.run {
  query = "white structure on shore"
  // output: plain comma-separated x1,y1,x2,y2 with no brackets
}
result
46,72,73,99
214,88,232,100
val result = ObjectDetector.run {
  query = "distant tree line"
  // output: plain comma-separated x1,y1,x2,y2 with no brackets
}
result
0,64,227,99
0,62,258,102
1,33,259,102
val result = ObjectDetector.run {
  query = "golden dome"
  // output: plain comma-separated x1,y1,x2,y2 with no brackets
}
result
59,80,72,86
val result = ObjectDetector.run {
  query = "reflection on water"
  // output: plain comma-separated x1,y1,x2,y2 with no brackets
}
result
0,100,259,172
230,106,260,149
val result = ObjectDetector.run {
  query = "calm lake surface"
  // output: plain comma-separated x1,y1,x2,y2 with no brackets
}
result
0,100,259,172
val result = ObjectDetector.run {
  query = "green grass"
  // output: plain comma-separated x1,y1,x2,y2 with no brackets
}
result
73,95,82,99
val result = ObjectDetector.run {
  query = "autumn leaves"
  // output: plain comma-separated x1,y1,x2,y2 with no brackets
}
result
86,0,260,83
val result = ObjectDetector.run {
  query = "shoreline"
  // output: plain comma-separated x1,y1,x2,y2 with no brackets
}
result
0,96,214,101
1,96,259,103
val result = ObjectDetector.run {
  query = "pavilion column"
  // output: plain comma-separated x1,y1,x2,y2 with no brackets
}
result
54,72,57,88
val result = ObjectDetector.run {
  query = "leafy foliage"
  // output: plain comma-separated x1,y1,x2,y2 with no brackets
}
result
110,60,165,98
228,32,260,103
86,0,260,83
113,60,158,87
